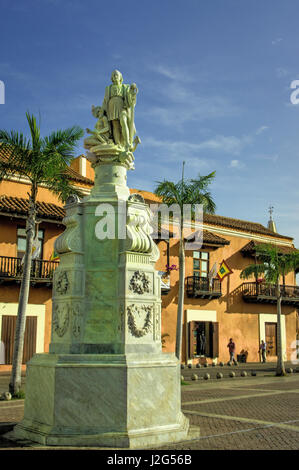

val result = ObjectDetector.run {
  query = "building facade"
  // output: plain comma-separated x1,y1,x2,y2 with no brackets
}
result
0,153,298,369
0,151,94,370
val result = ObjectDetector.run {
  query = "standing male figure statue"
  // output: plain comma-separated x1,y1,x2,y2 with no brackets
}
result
102,69,138,150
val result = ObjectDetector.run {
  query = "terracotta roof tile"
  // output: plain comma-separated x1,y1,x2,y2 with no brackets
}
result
202,213,292,240
129,190,293,241
0,196,65,221
202,230,230,245
241,240,297,256
185,229,230,246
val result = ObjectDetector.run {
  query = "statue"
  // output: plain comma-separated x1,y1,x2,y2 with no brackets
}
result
84,70,141,168
85,105,113,146
102,70,138,150
199,332,206,356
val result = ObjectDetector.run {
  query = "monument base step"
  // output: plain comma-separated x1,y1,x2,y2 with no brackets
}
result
6,353,192,449
7,414,192,448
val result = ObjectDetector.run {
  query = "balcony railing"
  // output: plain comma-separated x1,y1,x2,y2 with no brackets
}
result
186,276,222,299
0,255,59,285
241,282,299,306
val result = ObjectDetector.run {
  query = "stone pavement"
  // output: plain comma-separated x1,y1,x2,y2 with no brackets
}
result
0,364,299,450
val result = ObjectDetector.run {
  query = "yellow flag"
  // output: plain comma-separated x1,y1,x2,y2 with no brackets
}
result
50,250,60,261
217,259,233,281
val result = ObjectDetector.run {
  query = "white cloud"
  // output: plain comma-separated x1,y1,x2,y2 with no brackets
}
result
144,64,241,128
229,159,245,169
151,65,189,82
145,95,241,128
142,134,252,168
256,125,269,135
272,37,283,45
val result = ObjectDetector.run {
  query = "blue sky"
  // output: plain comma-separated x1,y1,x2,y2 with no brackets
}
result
1,0,299,245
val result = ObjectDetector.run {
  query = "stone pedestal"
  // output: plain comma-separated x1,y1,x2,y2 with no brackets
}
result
11,354,189,448
10,152,194,448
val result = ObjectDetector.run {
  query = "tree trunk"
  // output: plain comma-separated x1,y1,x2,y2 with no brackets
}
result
276,280,286,376
175,235,185,362
9,197,36,395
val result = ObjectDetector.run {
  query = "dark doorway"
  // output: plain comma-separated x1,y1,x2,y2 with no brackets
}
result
188,320,219,359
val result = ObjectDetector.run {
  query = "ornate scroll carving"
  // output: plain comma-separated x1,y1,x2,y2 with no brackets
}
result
54,201,83,255
125,205,154,254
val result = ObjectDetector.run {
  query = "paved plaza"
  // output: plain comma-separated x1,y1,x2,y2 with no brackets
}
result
0,364,299,450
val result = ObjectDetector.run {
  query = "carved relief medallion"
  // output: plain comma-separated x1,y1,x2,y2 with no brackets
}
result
127,304,152,338
55,271,69,295
53,304,70,337
129,270,150,295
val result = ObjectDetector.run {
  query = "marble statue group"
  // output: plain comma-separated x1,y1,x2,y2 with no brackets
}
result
84,70,141,159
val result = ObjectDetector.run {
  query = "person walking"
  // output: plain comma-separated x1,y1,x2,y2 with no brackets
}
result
227,338,237,365
259,340,267,363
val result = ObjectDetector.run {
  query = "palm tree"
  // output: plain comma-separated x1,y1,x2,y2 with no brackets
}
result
240,243,299,376
0,112,84,395
154,166,216,362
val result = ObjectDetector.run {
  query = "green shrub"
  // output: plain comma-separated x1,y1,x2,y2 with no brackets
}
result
13,389,25,399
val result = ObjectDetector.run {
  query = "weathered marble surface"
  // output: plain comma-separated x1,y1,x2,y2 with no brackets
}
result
11,353,191,448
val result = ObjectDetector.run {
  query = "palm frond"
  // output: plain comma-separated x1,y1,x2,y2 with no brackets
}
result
240,263,267,280
0,132,32,180
154,171,216,216
26,112,41,152
0,114,84,202
240,242,299,285
154,180,182,206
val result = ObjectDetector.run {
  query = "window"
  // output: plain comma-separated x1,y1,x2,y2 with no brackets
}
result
193,251,209,277
17,227,44,259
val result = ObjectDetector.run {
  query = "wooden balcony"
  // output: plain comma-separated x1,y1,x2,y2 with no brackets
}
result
186,276,222,299
0,255,59,286
241,282,299,306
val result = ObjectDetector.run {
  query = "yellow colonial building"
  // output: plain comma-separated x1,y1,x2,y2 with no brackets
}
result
0,152,298,369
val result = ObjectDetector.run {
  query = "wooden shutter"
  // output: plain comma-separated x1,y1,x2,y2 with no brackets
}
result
188,321,196,359
23,317,37,363
265,322,277,356
1,315,37,364
1,316,16,364
211,322,219,358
